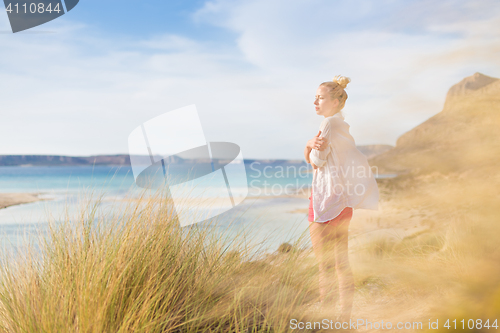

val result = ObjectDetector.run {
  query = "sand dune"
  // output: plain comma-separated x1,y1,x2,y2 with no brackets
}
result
0,193,45,210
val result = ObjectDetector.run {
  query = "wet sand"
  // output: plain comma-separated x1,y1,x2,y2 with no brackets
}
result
101,182,433,253
0,193,46,210
108,192,312,209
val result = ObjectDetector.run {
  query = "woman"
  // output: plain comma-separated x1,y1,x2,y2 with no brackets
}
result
304,75,379,320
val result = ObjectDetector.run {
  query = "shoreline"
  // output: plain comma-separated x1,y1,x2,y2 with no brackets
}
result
0,193,47,210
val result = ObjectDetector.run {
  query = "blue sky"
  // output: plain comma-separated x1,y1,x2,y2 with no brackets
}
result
1,0,499,159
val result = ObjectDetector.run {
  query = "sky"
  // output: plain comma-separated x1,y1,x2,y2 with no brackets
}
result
1,0,499,160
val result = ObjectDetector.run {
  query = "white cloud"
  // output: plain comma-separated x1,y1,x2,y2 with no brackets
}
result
0,0,499,159
192,0,500,145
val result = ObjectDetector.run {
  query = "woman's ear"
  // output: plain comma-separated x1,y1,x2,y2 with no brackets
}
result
332,98,340,109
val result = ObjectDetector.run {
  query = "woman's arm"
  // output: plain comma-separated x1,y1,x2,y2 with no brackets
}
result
309,121,333,169
305,148,319,168
305,131,327,165
305,145,318,169
304,145,312,163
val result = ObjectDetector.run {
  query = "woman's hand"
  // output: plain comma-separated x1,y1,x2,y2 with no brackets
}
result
307,131,328,151
304,130,328,164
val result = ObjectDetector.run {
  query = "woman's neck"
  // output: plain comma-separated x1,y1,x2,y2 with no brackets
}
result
324,110,340,118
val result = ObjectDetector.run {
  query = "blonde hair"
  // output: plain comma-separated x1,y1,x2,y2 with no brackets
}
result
320,75,351,111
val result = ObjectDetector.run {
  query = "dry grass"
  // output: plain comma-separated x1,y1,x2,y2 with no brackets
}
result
0,169,499,332
341,171,500,332
0,185,321,333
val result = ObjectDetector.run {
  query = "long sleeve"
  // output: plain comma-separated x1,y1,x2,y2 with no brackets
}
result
310,112,379,223
309,119,333,168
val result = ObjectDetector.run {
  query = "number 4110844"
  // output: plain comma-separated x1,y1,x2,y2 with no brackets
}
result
444,319,498,330
6,3,62,14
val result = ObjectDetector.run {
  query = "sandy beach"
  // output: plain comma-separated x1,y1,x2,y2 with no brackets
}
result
109,184,434,252
285,178,438,251
0,193,46,210
106,191,312,209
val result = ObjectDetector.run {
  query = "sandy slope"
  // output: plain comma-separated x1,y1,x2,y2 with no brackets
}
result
0,193,45,210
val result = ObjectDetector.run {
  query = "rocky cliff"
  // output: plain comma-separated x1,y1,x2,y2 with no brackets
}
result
369,72,500,176
356,144,394,159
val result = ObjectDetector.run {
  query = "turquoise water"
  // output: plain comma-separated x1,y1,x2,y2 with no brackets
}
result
0,162,314,195
0,163,315,254
0,163,396,254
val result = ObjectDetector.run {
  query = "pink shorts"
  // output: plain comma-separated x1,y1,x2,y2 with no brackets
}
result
308,189,353,225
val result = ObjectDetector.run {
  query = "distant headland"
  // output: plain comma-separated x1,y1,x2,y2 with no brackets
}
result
0,145,392,167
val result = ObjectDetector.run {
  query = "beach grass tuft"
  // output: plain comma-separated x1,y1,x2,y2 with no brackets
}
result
0,185,319,332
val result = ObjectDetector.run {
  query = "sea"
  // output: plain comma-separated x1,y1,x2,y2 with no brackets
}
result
0,162,396,256
0,162,315,255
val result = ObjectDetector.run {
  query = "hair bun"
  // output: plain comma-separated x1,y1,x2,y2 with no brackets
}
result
333,75,351,89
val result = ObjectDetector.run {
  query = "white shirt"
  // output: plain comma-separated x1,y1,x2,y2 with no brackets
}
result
309,112,379,222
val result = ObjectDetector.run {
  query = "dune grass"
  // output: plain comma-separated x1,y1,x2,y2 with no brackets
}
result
347,173,500,331
0,185,322,333
0,170,499,332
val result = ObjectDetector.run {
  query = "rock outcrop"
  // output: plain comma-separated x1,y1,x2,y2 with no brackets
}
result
369,72,500,176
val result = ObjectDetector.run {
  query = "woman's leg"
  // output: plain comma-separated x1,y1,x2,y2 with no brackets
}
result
309,208,354,316
309,220,339,305
334,219,355,321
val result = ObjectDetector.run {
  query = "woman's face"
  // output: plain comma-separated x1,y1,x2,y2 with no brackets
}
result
314,85,339,117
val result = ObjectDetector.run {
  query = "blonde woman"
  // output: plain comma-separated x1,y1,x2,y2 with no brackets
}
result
304,76,379,320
